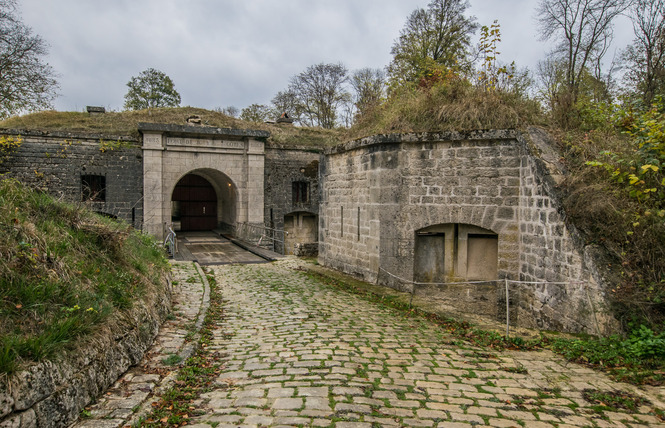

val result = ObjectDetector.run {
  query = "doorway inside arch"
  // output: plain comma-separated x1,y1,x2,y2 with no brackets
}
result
172,174,218,231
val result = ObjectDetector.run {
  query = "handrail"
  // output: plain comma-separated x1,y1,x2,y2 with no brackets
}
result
164,227,177,257
235,222,288,254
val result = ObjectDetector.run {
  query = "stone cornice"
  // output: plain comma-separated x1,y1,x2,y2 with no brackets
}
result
0,128,139,142
326,129,520,155
138,122,270,140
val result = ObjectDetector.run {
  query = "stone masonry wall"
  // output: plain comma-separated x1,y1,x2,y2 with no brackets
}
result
0,276,170,428
264,147,320,253
320,129,617,334
0,130,143,228
320,130,521,286
516,128,618,333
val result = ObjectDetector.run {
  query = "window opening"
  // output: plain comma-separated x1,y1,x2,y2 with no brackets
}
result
81,175,106,202
292,181,310,204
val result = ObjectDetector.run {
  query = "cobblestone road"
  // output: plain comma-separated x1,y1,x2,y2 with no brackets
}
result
74,261,209,428
187,260,665,428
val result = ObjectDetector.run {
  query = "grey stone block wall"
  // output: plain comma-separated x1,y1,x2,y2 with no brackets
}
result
264,147,321,253
516,129,617,333
320,132,522,286
320,130,617,334
0,130,143,228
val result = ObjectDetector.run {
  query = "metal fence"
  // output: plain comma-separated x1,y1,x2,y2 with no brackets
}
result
378,268,599,336
235,222,288,254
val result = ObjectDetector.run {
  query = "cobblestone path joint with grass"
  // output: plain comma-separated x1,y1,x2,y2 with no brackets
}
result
182,260,665,428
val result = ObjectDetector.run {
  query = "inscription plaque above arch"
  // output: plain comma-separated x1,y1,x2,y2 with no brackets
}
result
139,122,268,239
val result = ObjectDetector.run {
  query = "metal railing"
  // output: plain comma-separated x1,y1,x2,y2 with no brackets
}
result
377,267,599,337
164,227,177,257
235,222,288,254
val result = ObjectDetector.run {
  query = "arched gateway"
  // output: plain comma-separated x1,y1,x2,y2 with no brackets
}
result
140,123,268,239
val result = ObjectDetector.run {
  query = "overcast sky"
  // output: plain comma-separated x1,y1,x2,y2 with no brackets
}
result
19,0,635,114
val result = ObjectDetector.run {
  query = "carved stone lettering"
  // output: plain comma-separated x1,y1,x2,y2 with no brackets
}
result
145,135,161,145
165,137,244,149
220,140,244,149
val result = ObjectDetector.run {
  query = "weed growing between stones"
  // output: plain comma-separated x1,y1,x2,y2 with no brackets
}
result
302,265,665,386
161,354,183,366
501,366,528,375
137,267,223,427
582,389,651,413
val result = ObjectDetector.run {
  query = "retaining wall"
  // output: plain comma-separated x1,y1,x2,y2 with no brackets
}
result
0,277,171,428
319,128,618,334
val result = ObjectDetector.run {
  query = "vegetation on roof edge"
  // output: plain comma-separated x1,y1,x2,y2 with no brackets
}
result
0,107,343,149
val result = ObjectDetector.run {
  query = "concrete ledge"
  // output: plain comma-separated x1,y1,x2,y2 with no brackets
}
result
0,128,139,143
138,122,270,139
326,129,519,155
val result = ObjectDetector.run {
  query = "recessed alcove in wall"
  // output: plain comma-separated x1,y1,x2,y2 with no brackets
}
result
284,211,318,255
414,223,498,283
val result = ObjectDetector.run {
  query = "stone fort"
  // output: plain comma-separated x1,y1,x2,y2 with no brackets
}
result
0,118,617,335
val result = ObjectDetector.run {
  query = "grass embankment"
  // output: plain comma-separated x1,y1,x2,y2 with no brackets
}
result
0,107,342,149
0,178,170,375
556,123,665,330
344,74,543,141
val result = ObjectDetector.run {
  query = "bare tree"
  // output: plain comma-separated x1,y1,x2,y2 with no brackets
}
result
0,0,58,119
622,0,665,104
536,58,566,111
271,89,301,123
287,63,350,129
216,105,239,117
350,68,386,119
239,103,272,123
536,0,631,104
388,0,478,85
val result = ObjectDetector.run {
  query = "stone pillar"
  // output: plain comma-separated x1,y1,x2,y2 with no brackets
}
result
247,139,265,224
142,132,165,238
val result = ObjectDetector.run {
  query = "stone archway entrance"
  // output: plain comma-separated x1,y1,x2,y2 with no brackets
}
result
140,123,268,239
170,168,238,233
